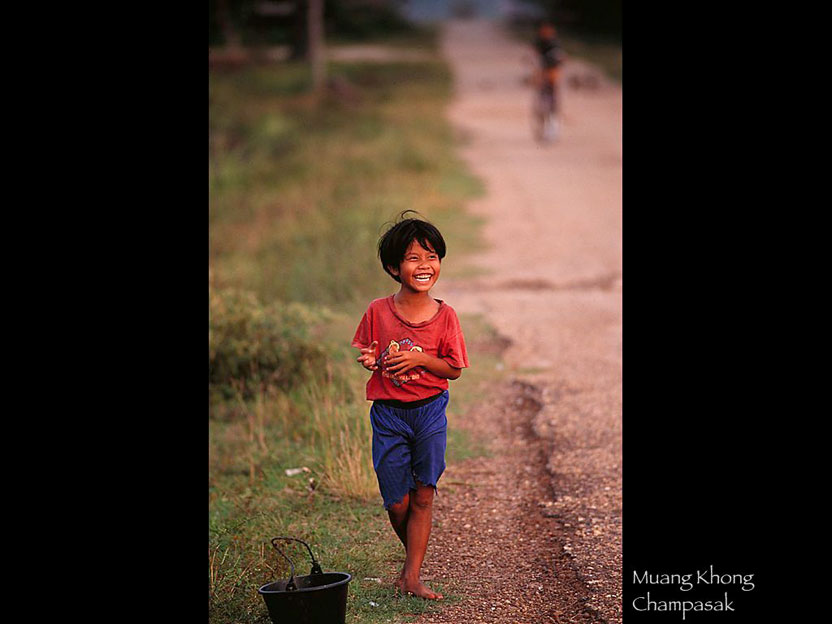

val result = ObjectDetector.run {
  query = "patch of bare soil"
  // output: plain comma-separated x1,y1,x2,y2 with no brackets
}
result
415,379,605,624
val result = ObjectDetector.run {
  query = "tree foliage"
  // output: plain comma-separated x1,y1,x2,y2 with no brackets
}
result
536,0,621,39
209,0,414,48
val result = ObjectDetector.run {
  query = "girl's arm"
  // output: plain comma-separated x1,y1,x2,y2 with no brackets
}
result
384,350,462,380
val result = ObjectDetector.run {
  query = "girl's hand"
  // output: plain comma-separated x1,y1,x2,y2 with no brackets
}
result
384,349,426,375
356,341,379,371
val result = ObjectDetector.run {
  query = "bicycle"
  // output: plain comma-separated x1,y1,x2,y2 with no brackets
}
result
532,73,560,142
530,22,565,143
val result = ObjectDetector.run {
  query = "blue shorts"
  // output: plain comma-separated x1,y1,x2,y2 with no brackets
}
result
370,390,449,509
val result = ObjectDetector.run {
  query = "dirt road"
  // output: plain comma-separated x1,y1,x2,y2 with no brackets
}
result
426,19,622,623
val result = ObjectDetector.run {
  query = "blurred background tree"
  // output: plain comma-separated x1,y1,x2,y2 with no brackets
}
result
531,0,621,40
209,0,414,54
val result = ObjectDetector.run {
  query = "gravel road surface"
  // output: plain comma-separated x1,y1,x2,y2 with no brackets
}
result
425,18,622,623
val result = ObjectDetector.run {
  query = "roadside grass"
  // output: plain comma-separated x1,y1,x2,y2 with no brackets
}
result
209,311,503,623
209,58,485,308
209,49,498,623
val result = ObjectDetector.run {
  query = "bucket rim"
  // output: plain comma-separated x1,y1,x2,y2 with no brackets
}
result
258,572,352,595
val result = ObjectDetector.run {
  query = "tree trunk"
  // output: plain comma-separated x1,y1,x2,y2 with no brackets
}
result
216,0,241,49
307,0,325,93
289,0,308,60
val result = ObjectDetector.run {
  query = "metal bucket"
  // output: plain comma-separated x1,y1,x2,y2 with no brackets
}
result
258,536,352,624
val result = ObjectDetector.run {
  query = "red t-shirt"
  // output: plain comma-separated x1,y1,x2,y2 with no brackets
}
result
352,295,469,401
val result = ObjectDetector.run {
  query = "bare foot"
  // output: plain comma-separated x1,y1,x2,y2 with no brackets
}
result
402,579,443,600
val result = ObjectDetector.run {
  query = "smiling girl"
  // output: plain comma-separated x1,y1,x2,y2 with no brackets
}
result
352,212,469,600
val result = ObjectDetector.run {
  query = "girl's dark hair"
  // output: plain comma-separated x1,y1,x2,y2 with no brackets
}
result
378,211,446,283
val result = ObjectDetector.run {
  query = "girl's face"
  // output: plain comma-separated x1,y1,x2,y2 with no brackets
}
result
390,239,441,294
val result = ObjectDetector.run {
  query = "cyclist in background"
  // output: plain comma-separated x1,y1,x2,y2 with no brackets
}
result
533,21,566,141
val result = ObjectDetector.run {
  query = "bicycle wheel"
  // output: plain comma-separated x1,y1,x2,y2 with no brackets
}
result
533,90,555,142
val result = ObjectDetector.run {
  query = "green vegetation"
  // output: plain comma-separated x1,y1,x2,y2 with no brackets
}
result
518,0,622,41
557,30,622,83
324,1,427,44
209,286,333,400
208,306,502,623
209,0,430,48
209,51,492,623
209,59,485,306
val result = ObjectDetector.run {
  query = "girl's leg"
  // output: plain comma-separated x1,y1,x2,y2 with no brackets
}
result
387,494,410,549
370,401,415,590
401,393,448,599
388,494,411,592
401,482,443,600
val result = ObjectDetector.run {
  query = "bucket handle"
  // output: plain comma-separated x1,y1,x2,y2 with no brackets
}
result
270,536,324,579
269,538,298,590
